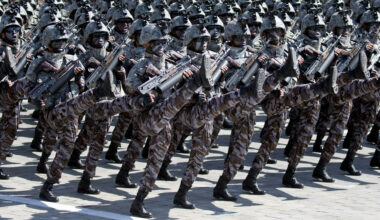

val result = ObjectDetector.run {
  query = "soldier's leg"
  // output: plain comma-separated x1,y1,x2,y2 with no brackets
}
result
116,121,147,188
284,107,301,157
313,97,330,152
341,101,376,176
78,118,110,194
36,126,58,174
243,111,286,195
209,113,225,148
313,102,352,182
284,101,320,188
174,122,213,208
107,112,134,162
30,112,44,151
367,109,380,144
0,105,19,179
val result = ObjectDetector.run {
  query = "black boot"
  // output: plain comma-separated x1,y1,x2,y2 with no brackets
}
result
36,151,50,174
342,129,353,149
199,165,209,175
105,142,122,163
124,124,133,139
130,188,153,218
239,164,244,170
173,183,195,209
284,138,294,157
141,137,151,159
0,168,10,180
242,168,266,195
157,160,177,181
176,134,190,153
313,132,324,152
77,171,100,194
282,166,304,188
312,158,335,182
68,149,85,169
370,150,380,168
267,157,277,164
213,175,237,201
223,118,233,129
340,150,361,176
39,180,59,202
367,125,379,144
115,164,138,188
30,132,43,152
211,144,219,149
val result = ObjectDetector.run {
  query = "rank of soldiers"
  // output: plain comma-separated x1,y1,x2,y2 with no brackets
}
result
0,0,380,218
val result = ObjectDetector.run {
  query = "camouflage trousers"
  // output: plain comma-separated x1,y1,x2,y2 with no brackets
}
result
287,99,321,168
110,111,135,146
0,77,32,162
315,97,330,137
44,90,98,183
119,83,195,192
251,83,328,171
320,78,380,162
170,90,245,188
346,97,378,153
209,113,225,147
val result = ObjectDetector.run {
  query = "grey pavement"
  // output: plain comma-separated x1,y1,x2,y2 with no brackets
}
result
0,103,380,220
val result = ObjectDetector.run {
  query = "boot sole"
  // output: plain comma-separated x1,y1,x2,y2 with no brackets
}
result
312,174,335,183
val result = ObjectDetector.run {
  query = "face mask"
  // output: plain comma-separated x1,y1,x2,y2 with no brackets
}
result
174,26,187,40
306,26,324,40
115,19,132,34
91,32,107,48
207,26,222,40
336,26,352,37
193,37,209,53
248,24,260,38
267,29,283,46
50,39,67,52
149,40,166,56
369,23,380,39
4,26,20,44
156,20,169,35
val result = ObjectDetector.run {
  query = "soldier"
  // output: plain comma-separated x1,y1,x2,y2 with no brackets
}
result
30,23,146,203
240,14,339,195
110,8,134,45
106,19,148,163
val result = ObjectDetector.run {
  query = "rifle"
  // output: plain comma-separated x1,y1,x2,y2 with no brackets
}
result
224,54,259,91
337,40,366,73
15,25,40,78
28,60,79,100
303,36,341,81
210,48,231,84
85,41,126,89
138,56,197,94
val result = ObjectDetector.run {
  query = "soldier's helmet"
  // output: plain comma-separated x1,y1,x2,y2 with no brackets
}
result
134,1,154,20
151,8,171,23
260,14,286,36
168,2,186,18
169,15,192,34
204,15,224,30
352,0,371,22
39,5,63,19
139,23,167,45
186,4,206,20
76,11,95,28
360,9,380,28
225,20,251,40
152,0,168,10
128,19,149,38
112,8,134,25
0,10,22,34
38,11,61,32
83,17,109,44
214,3,235,16
373,0,380,8
42,23,69,48
241,11,263,26
328,10,354,32
184,25,211,45
245,3,265,16
301,12,326,34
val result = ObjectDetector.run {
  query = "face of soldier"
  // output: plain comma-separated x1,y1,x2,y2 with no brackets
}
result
220,14,234,25
231,35,248,47
173,26,187,40
4,26,21,44
207,26,223,40
306,26,324,40
156,19,170,35
91,32,108,48
248,24,261,38
368,23,380,39
190,16,205,25
115,18,132,34
335,26,352,37
265,28,284,46
148,39,166,56
192,36,209,53
50,39,68,53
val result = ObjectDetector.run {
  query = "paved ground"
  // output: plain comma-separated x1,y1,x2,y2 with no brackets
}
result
1,104,380,220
